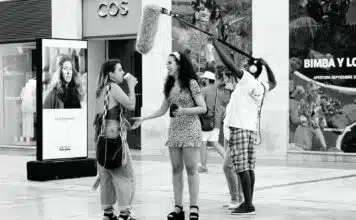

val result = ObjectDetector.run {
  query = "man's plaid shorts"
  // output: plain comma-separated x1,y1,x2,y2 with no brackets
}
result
228,127,257,173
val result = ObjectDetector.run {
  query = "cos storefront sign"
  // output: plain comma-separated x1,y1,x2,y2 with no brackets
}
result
98,0,129,17
83,0,141,38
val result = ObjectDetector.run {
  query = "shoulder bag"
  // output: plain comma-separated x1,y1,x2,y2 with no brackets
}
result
96,84,125,169
188,86,218,131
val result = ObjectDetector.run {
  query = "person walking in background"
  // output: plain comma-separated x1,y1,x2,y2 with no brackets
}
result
198,70,225,173
94,59,138,220
215,66,244,210
131,51,206,220
212,37,277,215
294,81,327,151
289,81,306,149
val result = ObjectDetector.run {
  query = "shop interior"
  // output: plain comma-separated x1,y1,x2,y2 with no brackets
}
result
0,40,142,150
108,39,142,150
0,42,36,146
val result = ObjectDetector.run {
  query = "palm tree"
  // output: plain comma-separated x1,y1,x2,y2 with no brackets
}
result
218,0,252,68
172,0,253,70
225,14,252,68
289,16,321,49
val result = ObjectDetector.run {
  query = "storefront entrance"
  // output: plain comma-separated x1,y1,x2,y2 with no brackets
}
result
0,42,37,146
108,39,142,149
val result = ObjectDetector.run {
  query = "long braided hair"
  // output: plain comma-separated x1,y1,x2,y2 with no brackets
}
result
95,59,131,132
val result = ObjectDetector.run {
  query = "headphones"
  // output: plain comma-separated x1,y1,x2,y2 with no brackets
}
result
247,59,263,76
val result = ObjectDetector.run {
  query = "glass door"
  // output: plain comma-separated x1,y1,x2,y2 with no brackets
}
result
107,39,142,149
0,42,36,146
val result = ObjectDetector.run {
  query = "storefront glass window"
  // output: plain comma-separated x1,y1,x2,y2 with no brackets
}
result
0,42,36,146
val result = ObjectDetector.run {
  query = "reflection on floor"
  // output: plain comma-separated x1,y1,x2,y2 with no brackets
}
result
0,152,355,220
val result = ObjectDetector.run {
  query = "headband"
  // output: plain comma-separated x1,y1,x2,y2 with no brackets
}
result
171,52,180,61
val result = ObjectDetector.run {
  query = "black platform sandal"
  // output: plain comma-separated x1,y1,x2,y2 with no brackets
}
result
189,206,199,220
103,213,118,220
167,205,185,220
119,210,135,220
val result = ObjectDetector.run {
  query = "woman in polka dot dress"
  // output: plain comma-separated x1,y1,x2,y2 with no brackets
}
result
132,51,206,220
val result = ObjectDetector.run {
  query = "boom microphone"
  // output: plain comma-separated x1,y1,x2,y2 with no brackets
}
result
136,5,262,75
136,5,253,58
135,5,162,54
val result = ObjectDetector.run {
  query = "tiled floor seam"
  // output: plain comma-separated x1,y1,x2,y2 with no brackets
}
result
257,174,356,191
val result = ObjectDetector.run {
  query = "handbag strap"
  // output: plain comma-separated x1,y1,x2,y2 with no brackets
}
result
188,85,218,116
212,88,218,115
256,82,267,145
99,82,130,138
96,82,130,167
99,83,111,136
100,83,131,135
187,85,197,107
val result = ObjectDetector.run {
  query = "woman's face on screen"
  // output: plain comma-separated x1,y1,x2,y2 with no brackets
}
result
61,61,73,84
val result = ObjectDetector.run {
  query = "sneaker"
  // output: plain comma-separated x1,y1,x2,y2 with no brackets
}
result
231,204,255,215
222,201,240,210
198,166,208,173
222,203,229,208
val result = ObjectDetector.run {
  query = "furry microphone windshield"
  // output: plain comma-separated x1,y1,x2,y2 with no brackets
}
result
135,5,161,54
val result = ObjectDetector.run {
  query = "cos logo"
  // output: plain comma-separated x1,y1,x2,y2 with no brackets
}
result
98,0,129,17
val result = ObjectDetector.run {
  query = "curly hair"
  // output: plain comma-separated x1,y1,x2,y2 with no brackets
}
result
164,52,200,99
54,55,83,103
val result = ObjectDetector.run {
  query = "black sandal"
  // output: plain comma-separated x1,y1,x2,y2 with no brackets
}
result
103,213,118,220
189,206,199,220
119,210,135,220
167,205,185,220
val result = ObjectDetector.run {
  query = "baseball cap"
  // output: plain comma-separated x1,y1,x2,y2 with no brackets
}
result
201,71,216,81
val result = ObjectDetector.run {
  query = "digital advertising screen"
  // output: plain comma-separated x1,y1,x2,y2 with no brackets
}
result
289,0,356,153
36,38,88,160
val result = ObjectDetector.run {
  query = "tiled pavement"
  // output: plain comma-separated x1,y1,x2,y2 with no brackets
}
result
0,149,355,220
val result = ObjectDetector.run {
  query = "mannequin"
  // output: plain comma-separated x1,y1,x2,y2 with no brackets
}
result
20,77,36,142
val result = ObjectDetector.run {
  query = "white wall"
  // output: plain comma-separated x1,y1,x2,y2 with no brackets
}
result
87,40,106,152
51,0,106,152
253,0,289,159
141,0,172,155
52,0,82,39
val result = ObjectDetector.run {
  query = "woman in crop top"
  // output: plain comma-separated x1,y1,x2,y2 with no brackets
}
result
94,59,138,220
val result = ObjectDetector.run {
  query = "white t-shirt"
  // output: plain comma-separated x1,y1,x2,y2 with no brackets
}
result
224,70,270,131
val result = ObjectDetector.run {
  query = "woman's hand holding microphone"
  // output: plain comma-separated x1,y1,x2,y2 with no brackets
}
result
131,103,186,130
170,104,185,117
